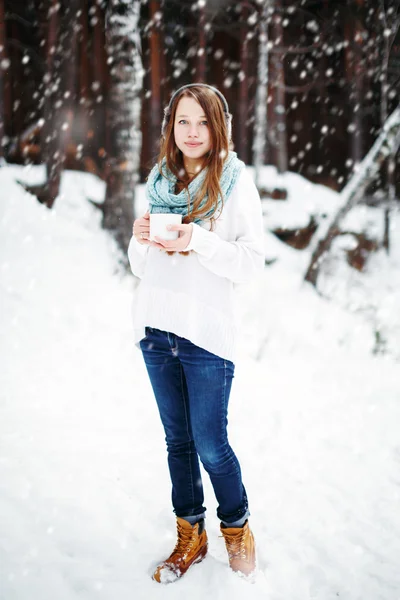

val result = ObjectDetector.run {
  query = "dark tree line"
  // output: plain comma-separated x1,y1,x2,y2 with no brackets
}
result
0,0,399,279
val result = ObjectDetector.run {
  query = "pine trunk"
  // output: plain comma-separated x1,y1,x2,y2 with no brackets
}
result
79,0,90,104
238,3,250,163
345,10,364,167
380,7,398,253
253,1,269,187
197,3,207,82
149,0,161,161
92,3,107,158
42,0,60,205
43,0,79,207
0,0,11,158
270,0,287,174
104,0,144,257
76,0,91,159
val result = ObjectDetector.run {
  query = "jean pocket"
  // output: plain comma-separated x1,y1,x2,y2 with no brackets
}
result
140,328,151,349
144,326,155,338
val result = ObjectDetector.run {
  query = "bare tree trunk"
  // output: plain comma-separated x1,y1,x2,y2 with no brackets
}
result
92,2,107,161
270,1,287,174
79,0,90,104
11,21,23,138
76,0,91,158
0,0,11,159
379,0,399,253
44,0,79,208
42,0,60,205
253,1,269,187
149,0,161,161
0,0,5,159
381,11,390,252
304,106,400,287
238,2,250,163
105,0,143,256
345,5,364,168
197,2,207,82
39,0,79,207
318,0,329,123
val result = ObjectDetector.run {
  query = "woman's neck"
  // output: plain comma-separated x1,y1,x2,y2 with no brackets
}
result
183,158,204,177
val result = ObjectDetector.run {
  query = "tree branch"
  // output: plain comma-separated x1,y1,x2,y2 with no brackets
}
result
304,105,400,287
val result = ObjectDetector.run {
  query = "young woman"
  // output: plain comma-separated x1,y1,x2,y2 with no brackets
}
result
128,83,265,583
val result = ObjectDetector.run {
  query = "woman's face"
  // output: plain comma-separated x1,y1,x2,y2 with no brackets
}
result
173,96,212,171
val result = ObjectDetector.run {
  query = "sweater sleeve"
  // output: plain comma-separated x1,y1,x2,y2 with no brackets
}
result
185,169,265,284
127,235,150,279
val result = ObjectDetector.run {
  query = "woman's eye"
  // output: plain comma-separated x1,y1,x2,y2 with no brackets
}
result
177,120,208,125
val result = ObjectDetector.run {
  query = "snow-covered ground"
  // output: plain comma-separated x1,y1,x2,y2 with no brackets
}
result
1,164,399,600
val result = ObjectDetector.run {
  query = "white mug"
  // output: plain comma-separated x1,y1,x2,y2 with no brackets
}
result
149,213,183,241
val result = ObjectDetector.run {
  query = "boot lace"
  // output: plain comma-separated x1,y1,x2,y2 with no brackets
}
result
172,522,196,560
222,529,247,560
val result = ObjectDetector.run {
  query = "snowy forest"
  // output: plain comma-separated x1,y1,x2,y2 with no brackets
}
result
1,0,400,255
1,1,400,599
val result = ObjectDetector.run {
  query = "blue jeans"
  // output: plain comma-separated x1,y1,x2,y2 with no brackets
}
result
139,327,249,526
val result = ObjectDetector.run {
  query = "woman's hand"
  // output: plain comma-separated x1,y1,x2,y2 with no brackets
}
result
132,211,151,245
151,223,193,252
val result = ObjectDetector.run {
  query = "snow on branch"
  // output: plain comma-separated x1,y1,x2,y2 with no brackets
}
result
304,104,400,287
339,106,400,210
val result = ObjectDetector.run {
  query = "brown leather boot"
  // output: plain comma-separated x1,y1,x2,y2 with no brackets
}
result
220,520,256,577
152,517,208,583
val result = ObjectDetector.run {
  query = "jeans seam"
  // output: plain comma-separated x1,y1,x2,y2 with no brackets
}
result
222,360,242,489
179,363,195,510
223,360,227,442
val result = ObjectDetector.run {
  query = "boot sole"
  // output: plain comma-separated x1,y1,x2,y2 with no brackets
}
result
152,543,208,583
230,548,258,582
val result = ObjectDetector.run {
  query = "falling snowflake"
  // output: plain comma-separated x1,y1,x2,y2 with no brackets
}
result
306,20,319,33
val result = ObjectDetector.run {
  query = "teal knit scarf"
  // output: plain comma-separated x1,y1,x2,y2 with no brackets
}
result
146,150,245,224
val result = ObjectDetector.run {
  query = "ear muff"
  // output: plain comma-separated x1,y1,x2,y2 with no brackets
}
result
161,83,233,141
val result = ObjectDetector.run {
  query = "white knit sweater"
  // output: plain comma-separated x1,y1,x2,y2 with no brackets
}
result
127,167,265,363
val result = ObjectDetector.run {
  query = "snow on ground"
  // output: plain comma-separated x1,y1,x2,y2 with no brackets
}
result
1,164,399,600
